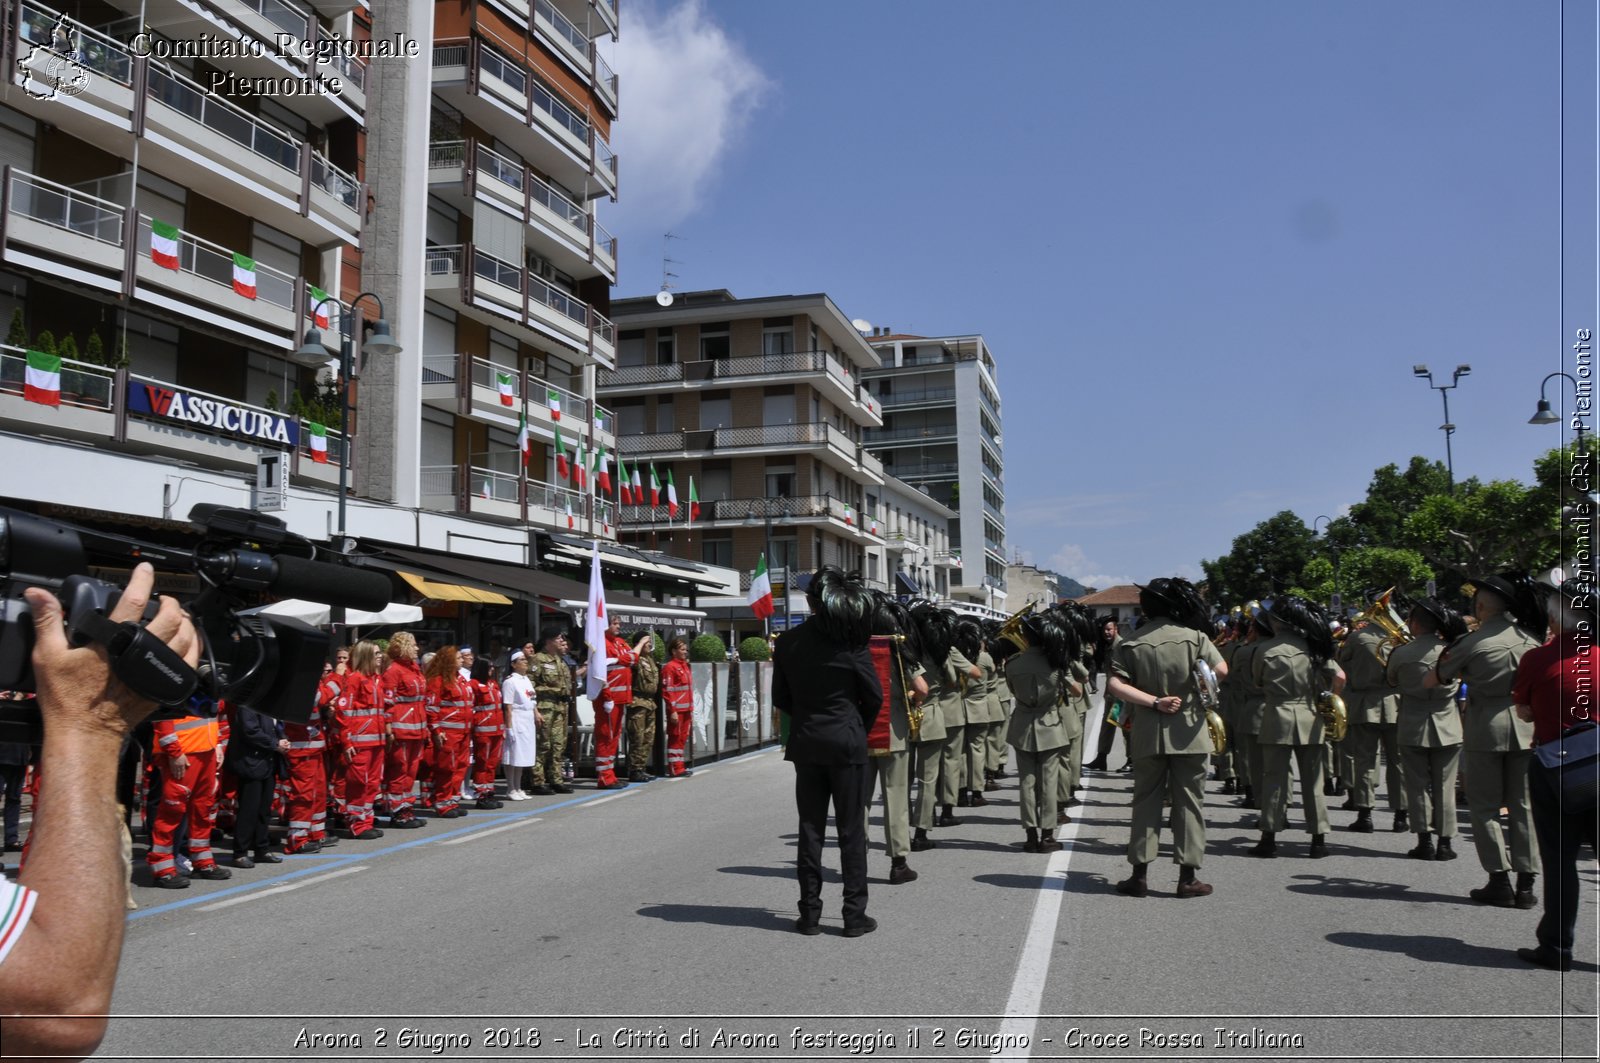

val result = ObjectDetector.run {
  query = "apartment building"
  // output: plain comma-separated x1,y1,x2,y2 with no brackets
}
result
862,331,1008,614
0,0,629,578
601,290,887,601
865,472,956,601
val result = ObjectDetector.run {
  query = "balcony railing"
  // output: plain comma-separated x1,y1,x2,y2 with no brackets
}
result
864,424,958,443
429,140,466,169
9,171,124,247
0,346,114,408
880,386,957,407
593,219,616,261
713,422,831,449
888,461,960,478
615,431,683,456
594,51,618,98
427,245,463,276
534,0,588,55
433,43,468,68
136,216,296,311
148,64,301,174
619,494,858,525
19,2,132,84
595,135,617,177
602,363,684,387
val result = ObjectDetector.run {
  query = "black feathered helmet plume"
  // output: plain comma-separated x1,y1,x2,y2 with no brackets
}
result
953,618,984,662
1472,571,1548,643
1137,577,1211,632
1022,609,1079,672
1410,596,1469,644
1268,595,1336,667
870,591,924,671
805,566,874,648
910,602,956,667
1060,603,1098,663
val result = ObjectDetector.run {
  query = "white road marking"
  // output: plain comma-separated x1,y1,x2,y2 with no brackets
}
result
583,790,639,807
996,814,1083,1059
441,818,541,845
196,865,368,911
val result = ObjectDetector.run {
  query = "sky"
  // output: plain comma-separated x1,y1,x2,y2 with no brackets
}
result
599,0,1598,591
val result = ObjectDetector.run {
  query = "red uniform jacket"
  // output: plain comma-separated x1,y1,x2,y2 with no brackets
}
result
472,676,504,735
383,658,429,742
334,672,386,751
604,634,636,708
662,658,693,715
285,678,334,755
426,675,474,741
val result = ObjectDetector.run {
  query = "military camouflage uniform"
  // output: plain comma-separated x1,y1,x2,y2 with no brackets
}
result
530,651,571,789
627,651,660,777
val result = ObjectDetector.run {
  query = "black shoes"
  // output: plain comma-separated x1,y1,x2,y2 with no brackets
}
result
1115,870,1149,897
153,874,191,889
476,797,503,810
1176,868,1213,898
191,863,232,880
1221,778,1237,795
1434,838,1457,860
842,917,878,938
1515,873,1539,910
1408,834,1436,860
1392,811,1410,832
1346,810,1374,833
1037,830,1063,853
629,772,652,783
935,809,961,828
1470,872,1516,907
956,791,973,808
1517,946,1573,972
389,815,424,829
530,785,555,796
351,827,385,840
888,860,918,885
910,829,937,852
1308,834,1329,859
969,790,989,807
1084,758,1107,773
551,783,575,793
253,850,284,864
1021,828,1040,853
230,855,255,869
1247,833,1278,858
793,916,821,937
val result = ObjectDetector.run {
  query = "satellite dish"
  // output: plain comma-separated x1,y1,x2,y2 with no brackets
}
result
656,290,674,307
851,318,872,334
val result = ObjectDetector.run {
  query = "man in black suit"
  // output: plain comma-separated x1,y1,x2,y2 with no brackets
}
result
773,567,882,937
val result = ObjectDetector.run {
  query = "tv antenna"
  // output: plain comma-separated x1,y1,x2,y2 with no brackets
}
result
657,231,683,306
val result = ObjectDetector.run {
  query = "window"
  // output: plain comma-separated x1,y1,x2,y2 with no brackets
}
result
762,387,794,425
615,401,645,436
700,322,730,360
762,318,793,356
765,463,795,498
656,332,675,364
654,395,674,432
699,462,731,501
617,329,647,367
701,536,732,567
770,536,798,572
699,391,730,429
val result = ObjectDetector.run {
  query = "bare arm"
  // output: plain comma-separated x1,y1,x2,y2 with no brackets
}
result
5,563,199,1061
1106,674,1181,714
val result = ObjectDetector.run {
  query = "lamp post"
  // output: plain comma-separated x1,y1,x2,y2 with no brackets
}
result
290,292,402,550
1528,371,1589,451
1312,513,1341,612
1412,363,1470,491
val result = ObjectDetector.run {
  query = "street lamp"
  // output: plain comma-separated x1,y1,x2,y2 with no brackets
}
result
291,292,401,549
1528,371,1588,450
1312,513,1342,612
1413,363,1471,491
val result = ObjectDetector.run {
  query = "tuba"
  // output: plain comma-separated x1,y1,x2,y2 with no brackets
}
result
995,604,1035,656
1353,587,1411,667
1193,658,1227,754
1316,688,1348,742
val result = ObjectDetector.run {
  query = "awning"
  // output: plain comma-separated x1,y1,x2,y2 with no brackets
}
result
541,533,727,591
397,570,513,605
242,599,425,627
895,572,923,596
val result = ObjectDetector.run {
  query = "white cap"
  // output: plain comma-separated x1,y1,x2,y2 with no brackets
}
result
510,650,526,662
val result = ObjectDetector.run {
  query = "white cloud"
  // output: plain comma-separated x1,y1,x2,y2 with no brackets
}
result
1047,544,1131,591
609,1,769,231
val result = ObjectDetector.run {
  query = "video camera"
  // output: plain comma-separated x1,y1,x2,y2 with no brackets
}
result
0,503,392,744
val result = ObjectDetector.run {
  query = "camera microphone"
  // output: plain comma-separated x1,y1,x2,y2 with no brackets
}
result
195,550,392,612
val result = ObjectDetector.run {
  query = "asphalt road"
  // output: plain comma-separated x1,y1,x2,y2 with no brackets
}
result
97,692,1598,1063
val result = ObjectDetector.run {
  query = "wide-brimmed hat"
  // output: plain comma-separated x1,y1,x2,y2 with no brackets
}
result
1471,571,1547,641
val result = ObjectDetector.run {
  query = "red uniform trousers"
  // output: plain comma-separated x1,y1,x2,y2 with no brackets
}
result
147,749,221,877
593,701,624,787
283,752,328,851
666,710,693,776
429,725,470,814
384,738,428,819
342,745,384,835
471,711,505,798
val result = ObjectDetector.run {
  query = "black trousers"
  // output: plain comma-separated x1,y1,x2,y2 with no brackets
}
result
1530,758,1599,957
233,775,275,855
794,760,870,923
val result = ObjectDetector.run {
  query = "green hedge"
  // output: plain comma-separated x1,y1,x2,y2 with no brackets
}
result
738,636,771,661
689,633,727,662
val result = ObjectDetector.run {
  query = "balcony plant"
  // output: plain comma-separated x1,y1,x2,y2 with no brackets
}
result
6,309,25,348
55,334,80,404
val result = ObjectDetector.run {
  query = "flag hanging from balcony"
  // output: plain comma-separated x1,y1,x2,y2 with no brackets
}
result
688,476,700,523
481,478,493,500
149,219,180,270
555,428,570,480
23,350,60,406
307,286,331,329
307,422,329,464
565,498,575,529
547,388,561,421
595,443,611,494
575,440,587,490
616,457,630,503
748,553,774,620
232,254,257,299
649,464,661,508
844,503,855,526
496,372,515,406
631,463,643,505
666,468,678,518
517,412,530,467
869,514,878,535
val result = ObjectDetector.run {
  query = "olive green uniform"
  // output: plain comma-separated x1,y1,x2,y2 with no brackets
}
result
965,651,998,792
988,669,1012,775
943,647,978,804
1112,618,1223,869
1253,633,1342,835
1434,614,1541,874
867,659,921,860
627,652,660,776
1213,639,1241,785
1005,647,1077,830
1230,638,1266,798
530,652,571,789
911,652,953,832
1058,659,1091,807
1339,626,1408,814
1386,633,1461,838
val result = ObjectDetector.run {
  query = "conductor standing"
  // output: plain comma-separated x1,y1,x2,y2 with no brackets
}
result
773,567,882,937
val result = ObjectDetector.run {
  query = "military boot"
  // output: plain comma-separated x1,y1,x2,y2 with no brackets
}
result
910,828,937,852
1021,827,1040,854
1470,871,1516,907
1392,810,1410,833
1247,831,1277,858
1038,829,1063,853
1115,862,1149,897
1347,809,1374,833
1515,872,1539,910
1434,837,1457,861
1407,832,1436,860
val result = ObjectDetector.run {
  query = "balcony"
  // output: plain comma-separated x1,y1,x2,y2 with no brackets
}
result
879,386,956,409
9,5,363,248
431,38,617,203
427,140,615,283
2,170,126,294
598,349,860,411
133,216,300,346
0,347,116,443
933,551,963,570
417,352,605,447
617,494,882,544
886,460,960,480
424,244,614,366
863,423,958,448
419,459,614,536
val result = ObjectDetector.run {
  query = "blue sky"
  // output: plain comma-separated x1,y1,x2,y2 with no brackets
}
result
604,0,1597,589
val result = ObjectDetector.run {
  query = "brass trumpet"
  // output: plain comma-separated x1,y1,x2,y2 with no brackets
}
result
1352,587,1411,667
1316,689,1348,742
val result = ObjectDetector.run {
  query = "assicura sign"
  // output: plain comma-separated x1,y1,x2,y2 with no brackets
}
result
127,382,299,446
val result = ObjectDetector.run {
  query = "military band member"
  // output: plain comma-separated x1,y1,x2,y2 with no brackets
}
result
953,620,990,808
1339,602,1410,833
1429,572,1545,908
1057,605,1098,815
984,618,1014,786
908,605,957,851
1250,597,1344,859
1005,610,1079,853
1106,578,1226,897
1387,597,1466,861
978,640,1004,794
1229,613,1267,809
865,595,929,885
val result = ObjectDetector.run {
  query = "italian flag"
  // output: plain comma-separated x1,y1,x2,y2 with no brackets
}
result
517,411,530,467
630,463,643,505
595,443,611,494
575,440,587,490
616,457,631,502
844,503,855,527
869,514,879,535
666,468,678,517
555,427,569,480
481,478,493,500
547,388,561,421
496,372,514,406
232,253,257,299
649,464,661,507
150,219,180,270
308,285,331,329
688,476,700,522
307,422,329,463
748,553,774,620
564,498,575,529
23,349,60,406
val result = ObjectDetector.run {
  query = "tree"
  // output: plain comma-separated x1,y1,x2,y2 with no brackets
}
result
6,309,26,348
1201,510,1316,606
1403,478,1559,585
1343,457,1452,549
81,331,106,367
